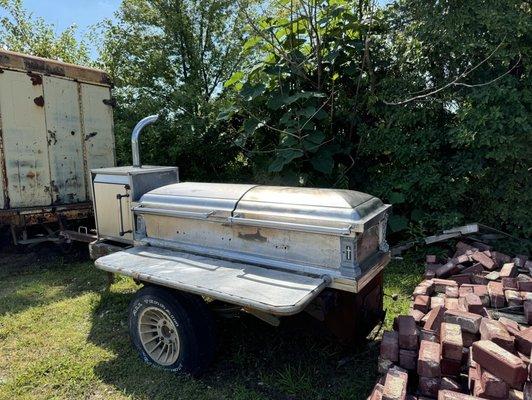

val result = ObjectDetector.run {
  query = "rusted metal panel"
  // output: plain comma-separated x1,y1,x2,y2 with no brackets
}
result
0,49,111,86
80,83,115,194
43,76,86,204
0,70,52,208
0,52,115,231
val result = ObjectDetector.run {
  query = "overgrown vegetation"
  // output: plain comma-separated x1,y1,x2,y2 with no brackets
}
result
0,252,422,400
0,0,530,242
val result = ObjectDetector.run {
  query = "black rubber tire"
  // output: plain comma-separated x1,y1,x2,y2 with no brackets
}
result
128,285,216,375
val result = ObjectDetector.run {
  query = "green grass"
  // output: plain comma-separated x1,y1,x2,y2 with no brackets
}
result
0,252,423,400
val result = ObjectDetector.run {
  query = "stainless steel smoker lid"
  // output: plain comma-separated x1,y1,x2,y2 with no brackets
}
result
138,182,388,233
138,182,257,218
234,185,386,231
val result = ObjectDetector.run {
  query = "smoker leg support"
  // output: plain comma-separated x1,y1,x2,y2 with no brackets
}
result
324,270,384,345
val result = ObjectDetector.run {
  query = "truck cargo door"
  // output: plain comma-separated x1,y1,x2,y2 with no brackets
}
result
0,70,52,207
42,76,85,204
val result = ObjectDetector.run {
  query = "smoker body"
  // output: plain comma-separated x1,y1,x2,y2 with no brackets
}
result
90,116,391,374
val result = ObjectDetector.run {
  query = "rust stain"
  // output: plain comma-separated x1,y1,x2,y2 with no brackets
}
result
33,96,45,107
26,171,36,179
26,72,43,85
238,229,267,243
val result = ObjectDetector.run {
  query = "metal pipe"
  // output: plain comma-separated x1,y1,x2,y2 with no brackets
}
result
131,114,159,167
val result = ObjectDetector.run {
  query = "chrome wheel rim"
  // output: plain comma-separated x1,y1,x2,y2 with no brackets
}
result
138,307,180,366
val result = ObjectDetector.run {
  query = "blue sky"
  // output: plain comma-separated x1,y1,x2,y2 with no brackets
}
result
2,0,391,59
1,0,121,58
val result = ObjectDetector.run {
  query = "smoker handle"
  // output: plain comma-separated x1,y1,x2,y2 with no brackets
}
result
117,193,132,236
134,207,215,220
228,216,352,236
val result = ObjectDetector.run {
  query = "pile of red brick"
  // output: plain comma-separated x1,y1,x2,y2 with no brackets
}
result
370,241,532,400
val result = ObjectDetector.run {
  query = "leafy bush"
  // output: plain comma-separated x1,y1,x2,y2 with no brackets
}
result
220,0,531,241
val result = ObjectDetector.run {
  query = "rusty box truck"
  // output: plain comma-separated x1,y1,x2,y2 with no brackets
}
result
0,49,115,246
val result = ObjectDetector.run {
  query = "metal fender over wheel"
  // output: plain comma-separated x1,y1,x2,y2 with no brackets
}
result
128,285,216,375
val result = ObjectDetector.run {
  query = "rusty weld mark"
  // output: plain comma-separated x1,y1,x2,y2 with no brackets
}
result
238,229,267,242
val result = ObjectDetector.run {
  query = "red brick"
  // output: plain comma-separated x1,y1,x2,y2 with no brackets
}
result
445,298,459,310
399,349,417,370
501,262,518,278
439,376,460,392
485,271,500,281
433,279,459,294
456,254,471,264
521,291,532,302
479,318,514,352
457,297,468,312
419,376,440,397
382,367,408,400
431,296,445,309
506,290,523,307
472,274,489,285
420,328,438,343
508,388,524,400
440,323,463,361
424,306,446,333
472,251,496,270
438,389,482,400
498,317,521,337
462,284,490,306
410,309,425,323
397,316,419,350
445,286,459,298
472,340,527,389
441,357,462,376
459,286,474,298
414,295,430,314
476,367,509,399
461,263,484,275
487,281,506,308
503,277,519,290
368,382,384,400
468,363,481,391
444,309,482,334
464,293,483,315
515,327,532,356
492,251,512,267
381,331,399,362
449,274,472,285
525,301,532,325
418,340,441,377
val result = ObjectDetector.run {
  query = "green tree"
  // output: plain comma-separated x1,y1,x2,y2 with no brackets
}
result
0,0,90,64
99,0,254,181
222,0,531,240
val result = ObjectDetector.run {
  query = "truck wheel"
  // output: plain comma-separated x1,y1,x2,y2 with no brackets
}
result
128,285,215,375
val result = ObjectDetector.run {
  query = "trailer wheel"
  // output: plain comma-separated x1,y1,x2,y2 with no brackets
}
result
128,285,215,375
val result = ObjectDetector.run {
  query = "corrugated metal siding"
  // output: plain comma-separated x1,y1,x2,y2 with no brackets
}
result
0,69,115,210
0,70,52,208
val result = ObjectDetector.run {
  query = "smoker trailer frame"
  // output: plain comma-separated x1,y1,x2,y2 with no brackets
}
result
0,50,115,246
90,116,391,374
